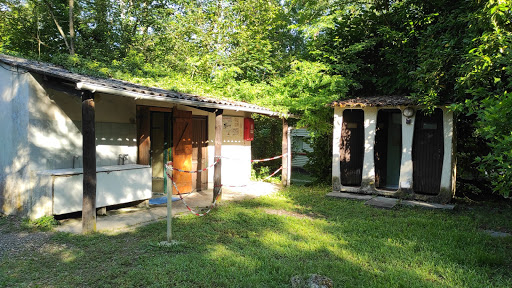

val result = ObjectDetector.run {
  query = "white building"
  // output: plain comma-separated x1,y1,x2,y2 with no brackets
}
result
330,96,456,203
0,54,283,219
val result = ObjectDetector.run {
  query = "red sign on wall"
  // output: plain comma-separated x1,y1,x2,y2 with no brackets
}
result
244,118,254,141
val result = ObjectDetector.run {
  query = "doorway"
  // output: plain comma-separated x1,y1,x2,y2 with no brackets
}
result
374,109,402,190
172,110,209,194
192,116,208,191
340,109,364,186
412,109,444,195
138,107,209,194
150,111,172,193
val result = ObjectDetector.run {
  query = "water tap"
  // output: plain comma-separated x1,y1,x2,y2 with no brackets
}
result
72,155,80,169
119,154,129,165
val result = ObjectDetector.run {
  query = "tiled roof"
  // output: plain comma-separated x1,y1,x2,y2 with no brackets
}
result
0,54,280,116
331,96,416,107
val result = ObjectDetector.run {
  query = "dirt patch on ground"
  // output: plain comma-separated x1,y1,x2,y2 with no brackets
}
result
0,216,54,259
263,209,322,220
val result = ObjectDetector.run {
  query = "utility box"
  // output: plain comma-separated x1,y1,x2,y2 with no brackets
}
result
244,118,254,141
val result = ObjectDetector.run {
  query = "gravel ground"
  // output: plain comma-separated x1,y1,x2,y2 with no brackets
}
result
0,216,53,259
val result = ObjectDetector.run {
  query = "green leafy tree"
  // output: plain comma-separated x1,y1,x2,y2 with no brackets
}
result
4,0,511,196
458,0,512,197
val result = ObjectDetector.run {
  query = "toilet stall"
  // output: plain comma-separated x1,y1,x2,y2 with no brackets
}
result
330,96,456,203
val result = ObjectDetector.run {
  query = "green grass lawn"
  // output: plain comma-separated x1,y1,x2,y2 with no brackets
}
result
1,186,512,287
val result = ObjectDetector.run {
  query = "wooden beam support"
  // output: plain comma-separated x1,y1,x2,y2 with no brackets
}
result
37,77,82,97
282,118,289,186
81,91,96,234
148,106,173,113
185,105,217,113
213,109,223,201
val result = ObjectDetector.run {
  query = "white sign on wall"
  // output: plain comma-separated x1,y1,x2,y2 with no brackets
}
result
223,116,243,141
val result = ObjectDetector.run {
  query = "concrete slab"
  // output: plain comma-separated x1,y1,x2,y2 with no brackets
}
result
482,230,511,238
327,191,373,201
401,200,455,210
56,181,280,234
327,192,456,211
365,197,398,209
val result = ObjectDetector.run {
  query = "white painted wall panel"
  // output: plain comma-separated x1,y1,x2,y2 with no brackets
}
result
332,107,343,191
52,165,152,215
28,86,138,171
399,107,415,190
362,107,377,188
0,66,31,215
222,144,252,186
440,109,454,193
206,114,252,187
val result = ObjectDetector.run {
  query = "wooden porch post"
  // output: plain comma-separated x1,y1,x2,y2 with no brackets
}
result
282,118,289,186
213,109,223,201
82,91,96,234
287,126,292,186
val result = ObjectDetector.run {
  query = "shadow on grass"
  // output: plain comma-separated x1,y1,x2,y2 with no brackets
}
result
2,185,512,287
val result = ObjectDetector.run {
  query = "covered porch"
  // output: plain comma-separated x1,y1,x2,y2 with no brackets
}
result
0,54,293,234
55,181,280,234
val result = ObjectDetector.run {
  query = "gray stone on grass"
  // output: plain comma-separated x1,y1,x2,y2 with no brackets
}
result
327,191,373,200
401,200,455,210
483,230,511,238
291,274,333,288
365,196,398,209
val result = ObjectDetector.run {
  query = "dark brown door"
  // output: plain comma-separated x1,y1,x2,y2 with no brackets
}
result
340,109,364,186
192,116,208,191
374,110,389,188
172,109,193,195
413,109,444,195
137,106,151,165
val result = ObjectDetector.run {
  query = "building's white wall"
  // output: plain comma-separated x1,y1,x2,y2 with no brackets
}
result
440,108,455,194
208,112,252,187
0,66,31,216
207,112,216,185
28,80,83,171
361,107,377,189
26,78,138,218
332,107,343,191
399,106,415,191
94,93,138,167
29,82,138,171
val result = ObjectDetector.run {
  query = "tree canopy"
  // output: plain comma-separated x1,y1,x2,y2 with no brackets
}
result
1,0,511,196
